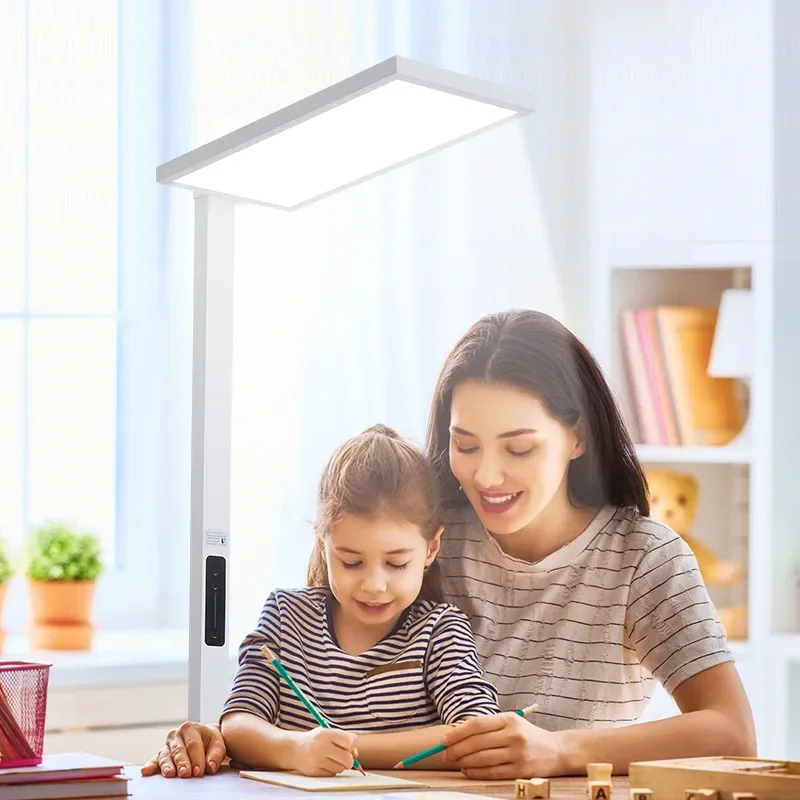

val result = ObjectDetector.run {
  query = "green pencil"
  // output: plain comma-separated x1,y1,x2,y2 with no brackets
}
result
392,703,539,769
260,645,366,775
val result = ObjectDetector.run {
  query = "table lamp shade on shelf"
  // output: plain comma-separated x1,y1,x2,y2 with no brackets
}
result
708,288,753,446
708,289,753,380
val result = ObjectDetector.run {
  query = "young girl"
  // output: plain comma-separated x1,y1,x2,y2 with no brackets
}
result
219,424,501,777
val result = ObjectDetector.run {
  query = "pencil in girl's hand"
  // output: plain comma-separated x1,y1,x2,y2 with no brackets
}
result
259,645,366,776
392,703,539,769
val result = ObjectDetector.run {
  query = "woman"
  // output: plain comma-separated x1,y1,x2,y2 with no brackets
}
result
142,309,755,780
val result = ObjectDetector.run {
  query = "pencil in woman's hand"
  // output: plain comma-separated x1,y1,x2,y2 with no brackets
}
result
260,645,366,775
392,703,539,769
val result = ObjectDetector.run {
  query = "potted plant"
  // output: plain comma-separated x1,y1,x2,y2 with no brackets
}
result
26,521,102,651
0,539,12,654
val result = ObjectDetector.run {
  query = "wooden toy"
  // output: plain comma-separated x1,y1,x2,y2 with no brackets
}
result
646,469,743,587
588,781,612,799
684,791,718,799
731,793,758,799
587,763,614,782
629,756,799,799
514,777,549,798
630,791,653,800
645,468,747,640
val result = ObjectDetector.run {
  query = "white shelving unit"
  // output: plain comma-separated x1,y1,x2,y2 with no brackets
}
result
634,445,752,466
591,243,800,756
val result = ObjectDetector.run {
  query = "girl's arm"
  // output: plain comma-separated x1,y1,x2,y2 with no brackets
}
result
224,713,457,772
221,712,359,776
221,711,305,770
354,724,457,770
424,607,502,722
354,606,501,771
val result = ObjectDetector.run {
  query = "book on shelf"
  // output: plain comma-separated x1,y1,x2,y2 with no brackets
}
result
620,305,744,446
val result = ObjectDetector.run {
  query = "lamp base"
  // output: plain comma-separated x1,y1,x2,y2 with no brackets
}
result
725,413,751,448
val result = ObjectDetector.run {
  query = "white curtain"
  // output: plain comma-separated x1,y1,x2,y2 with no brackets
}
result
187,0,577,650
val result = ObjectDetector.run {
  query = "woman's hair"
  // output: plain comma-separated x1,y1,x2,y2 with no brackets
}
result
306,424,444,603
425,309,649,515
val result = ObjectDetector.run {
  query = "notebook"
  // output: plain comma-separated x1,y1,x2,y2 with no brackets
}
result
240,769,425,792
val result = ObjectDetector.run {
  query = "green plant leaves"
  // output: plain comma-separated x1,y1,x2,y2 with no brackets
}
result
0,541,12,584
26,521,102,582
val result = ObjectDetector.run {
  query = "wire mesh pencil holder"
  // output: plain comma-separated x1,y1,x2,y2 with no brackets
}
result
0,661,51,769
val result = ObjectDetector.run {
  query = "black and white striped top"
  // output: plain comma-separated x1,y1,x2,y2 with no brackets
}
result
437,504,733,731
222,587,501,732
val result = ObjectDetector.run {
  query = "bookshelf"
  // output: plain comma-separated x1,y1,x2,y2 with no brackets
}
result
635,445,752,465
591,242,800,756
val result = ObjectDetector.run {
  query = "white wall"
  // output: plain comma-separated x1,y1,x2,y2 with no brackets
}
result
587,0,773,267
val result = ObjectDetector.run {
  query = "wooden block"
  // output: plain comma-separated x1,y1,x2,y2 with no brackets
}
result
684,791,718,799
528,778,549,798
588,781,612,800
732,794,758,800
630,790,653,800
588,762,614,782
514,778,550,799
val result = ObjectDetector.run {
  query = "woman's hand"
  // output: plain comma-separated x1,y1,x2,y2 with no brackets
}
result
294,727,358,777
140,722,227,778
440,712,570,780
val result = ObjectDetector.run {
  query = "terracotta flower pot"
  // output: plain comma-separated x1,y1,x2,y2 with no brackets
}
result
27,580,96,651
28,580,95,624
28,622,95,651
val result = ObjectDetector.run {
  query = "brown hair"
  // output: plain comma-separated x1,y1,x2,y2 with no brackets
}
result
426,309,649,515
306,424,445,603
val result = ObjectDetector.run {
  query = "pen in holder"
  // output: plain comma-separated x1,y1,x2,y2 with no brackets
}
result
0,661,51,769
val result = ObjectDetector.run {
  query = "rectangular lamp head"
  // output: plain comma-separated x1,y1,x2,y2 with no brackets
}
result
156,56,533,210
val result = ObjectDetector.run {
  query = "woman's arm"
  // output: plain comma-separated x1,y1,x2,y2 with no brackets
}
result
140,721,226,777
559,661,755,773
441,662,755,778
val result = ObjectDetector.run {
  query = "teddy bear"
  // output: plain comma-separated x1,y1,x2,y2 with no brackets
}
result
646,467,747,639
646,468,743,586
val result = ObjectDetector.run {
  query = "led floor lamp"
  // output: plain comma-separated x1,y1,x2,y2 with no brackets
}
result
156,56,533,722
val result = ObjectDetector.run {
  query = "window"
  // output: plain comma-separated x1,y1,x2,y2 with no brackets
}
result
0,0,189,632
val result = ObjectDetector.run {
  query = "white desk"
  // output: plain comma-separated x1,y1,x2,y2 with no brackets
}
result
129,768,625,799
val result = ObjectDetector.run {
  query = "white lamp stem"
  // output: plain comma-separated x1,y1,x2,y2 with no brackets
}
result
188,194,235,723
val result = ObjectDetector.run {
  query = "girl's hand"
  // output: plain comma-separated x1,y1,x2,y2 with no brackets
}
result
295,727,359,777
440,712,570,780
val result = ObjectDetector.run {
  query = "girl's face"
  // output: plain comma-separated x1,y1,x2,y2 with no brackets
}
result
324,513,441,635
448,380,585,537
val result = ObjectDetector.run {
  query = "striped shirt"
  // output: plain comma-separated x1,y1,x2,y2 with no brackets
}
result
438,504,733,731
222,587,500,732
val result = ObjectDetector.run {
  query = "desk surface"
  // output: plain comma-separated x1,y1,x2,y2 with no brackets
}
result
130,768,631,799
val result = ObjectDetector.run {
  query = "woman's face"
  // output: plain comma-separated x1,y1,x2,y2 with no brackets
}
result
448,380,585,536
